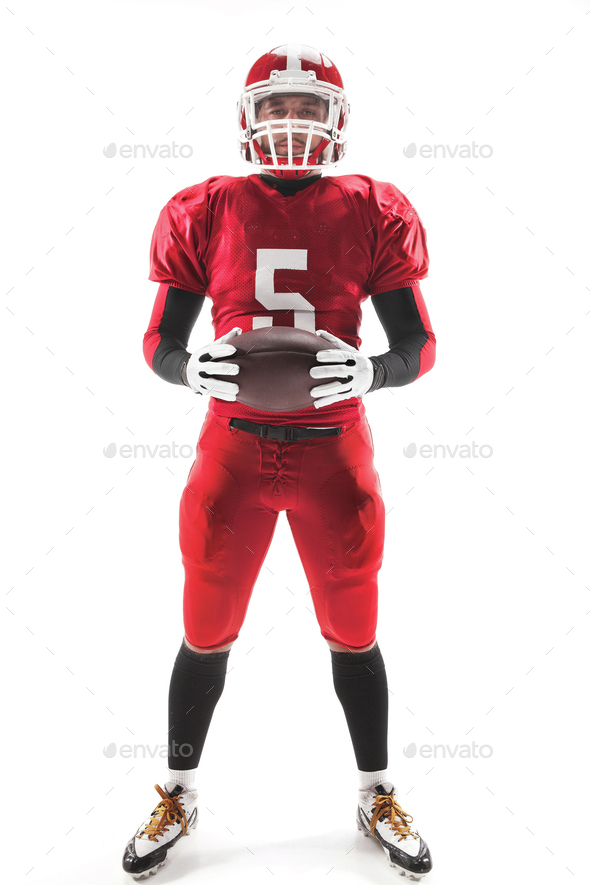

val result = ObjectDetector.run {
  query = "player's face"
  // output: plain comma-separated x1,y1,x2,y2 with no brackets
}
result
256,94,329,157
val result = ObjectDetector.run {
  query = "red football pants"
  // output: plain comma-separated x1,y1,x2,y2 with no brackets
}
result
179,410,386,651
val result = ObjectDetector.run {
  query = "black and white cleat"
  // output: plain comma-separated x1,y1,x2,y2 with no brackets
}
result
122,782,198,879
356,782,432,880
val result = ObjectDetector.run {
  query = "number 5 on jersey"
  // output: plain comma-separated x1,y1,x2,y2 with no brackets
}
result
253,249,316,332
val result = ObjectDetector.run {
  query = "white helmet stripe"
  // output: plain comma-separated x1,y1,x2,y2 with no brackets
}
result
286,44,302,71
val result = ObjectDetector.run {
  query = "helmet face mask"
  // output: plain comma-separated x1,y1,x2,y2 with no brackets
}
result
238,45,349,179
252,91,332,169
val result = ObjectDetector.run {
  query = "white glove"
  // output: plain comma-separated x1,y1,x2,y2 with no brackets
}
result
309,329,374,409
186,327,242,402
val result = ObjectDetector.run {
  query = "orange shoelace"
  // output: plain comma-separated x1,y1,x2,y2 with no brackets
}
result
369,793,418,842
139,785,189,842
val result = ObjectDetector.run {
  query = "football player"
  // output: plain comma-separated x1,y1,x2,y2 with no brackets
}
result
122,44,436,880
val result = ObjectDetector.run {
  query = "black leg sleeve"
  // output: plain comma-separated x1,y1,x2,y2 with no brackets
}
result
168,641,230,770
331,643,388,771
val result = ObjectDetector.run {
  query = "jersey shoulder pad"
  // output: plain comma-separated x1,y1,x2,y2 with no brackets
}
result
328,174,417,224
165,176,240,219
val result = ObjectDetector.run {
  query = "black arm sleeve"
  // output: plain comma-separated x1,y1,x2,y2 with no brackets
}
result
146,286,206,386
145,284,434,391
367,286,435,391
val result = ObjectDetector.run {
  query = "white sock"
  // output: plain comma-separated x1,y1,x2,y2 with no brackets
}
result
167,767,197,791
358,769,389,791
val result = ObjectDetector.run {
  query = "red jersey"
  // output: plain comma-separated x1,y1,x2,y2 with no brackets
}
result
148,173,429,427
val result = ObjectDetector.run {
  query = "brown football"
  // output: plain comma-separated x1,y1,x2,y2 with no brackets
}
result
210,326,341,412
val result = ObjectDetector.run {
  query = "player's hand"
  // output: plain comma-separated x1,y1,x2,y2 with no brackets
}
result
309,329,374,409
186,327,242,401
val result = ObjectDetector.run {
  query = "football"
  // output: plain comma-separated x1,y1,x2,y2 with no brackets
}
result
210,325,340,412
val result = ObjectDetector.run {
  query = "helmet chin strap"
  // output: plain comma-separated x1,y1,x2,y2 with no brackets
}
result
253,137,331,180
263,166,317,180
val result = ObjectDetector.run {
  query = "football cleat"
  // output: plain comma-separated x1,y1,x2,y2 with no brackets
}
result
122,782,198,879
356,782,432,879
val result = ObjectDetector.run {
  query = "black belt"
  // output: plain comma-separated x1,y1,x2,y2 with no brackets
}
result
229,418,342,441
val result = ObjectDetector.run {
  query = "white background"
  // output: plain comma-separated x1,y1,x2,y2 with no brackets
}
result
2,0,589,883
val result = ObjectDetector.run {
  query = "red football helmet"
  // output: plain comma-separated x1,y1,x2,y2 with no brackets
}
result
238,44,349,179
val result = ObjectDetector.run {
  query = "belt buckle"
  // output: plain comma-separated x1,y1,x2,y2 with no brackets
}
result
262,424,288,441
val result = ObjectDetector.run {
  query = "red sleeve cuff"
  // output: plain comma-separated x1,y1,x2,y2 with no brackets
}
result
368,279,426,296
